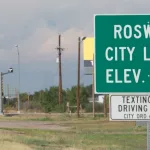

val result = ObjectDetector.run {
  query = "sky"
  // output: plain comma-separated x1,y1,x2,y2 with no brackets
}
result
0,0,150,95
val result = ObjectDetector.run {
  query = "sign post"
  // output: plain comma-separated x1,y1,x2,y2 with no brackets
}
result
94,14,150,149
110,94,150,149
148,122,150,149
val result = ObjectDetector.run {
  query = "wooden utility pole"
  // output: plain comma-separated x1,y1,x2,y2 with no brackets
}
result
56,34,63,105
104,95,107,118
77,37,80,118
92,54,95,118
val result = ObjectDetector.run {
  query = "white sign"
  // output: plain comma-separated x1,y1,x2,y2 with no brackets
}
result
56,57,59,63
98,95,104,103
110,95,150,121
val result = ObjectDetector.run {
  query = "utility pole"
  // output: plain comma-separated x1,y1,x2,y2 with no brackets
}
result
0,68,13,114
0,73,4,114
92,54,95,118
56,34,63,105
104,95,107,118
77,37,81,118
1,73,4,98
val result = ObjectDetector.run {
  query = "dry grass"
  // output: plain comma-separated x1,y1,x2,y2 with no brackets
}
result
0,141,33,150
0,113,147,150
0,130,33,150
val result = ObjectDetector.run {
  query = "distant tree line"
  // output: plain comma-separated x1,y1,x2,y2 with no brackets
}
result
4,84,109,113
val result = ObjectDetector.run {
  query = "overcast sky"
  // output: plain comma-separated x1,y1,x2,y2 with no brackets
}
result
1,0,149,94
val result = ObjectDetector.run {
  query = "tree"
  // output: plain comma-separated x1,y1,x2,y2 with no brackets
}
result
66,85,89,106
40,88,51,112
66,86,77,105
20,93,28,102
80,85,89,107
40,86,67,113
85,84,92,97
18,84,92,113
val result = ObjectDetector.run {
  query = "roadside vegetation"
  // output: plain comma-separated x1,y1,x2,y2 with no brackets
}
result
4,84,109,113
0,114,147,150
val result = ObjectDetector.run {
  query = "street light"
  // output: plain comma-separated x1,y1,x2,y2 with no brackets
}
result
77,37,95,118
15,45,20,114
77,36,86,118
0,67,13,115
8,68,13,73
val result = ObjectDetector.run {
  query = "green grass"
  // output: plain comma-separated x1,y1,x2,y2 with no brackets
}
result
29,117,55,121
0,128,146,150
18,137,50,146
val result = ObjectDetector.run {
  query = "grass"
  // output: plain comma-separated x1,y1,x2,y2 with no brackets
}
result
0,113,147,150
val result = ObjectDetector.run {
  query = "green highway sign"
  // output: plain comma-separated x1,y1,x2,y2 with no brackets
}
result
94,14,150,94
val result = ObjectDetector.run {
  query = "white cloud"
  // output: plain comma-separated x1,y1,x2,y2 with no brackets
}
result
0,26,88,64
38,28,86,58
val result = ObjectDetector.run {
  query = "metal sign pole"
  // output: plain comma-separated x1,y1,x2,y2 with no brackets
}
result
147,122,150,150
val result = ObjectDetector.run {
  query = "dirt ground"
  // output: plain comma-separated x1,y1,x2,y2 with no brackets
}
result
0,141,33,150
0,121,69,130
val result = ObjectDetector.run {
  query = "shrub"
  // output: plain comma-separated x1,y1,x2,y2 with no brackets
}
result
51,104,66,113
84,102,104,112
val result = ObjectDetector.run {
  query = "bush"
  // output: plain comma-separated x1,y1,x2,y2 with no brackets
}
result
29,101,43,111
21,100,44,112
84,102,104,112
42,103,52,113
4,99,16,109
51,104,66,113
69,106,76,113
84,103,92,112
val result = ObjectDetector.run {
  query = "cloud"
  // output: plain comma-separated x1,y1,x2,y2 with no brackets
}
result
0,26,88,64
38,28,86,59
1,0,150,93
1,0,150,57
